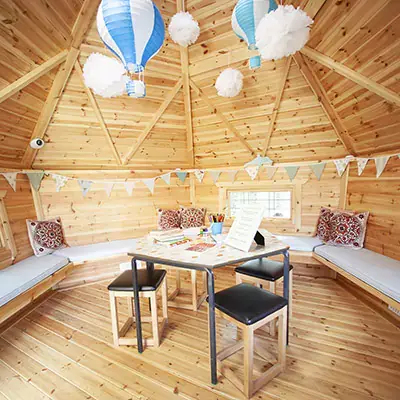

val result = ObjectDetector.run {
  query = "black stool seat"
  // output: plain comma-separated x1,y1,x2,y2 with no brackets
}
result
108,269,167,292
208,283,287,325
235,259,293,282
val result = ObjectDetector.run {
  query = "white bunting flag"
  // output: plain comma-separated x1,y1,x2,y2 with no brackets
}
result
143,178,156,194
78,180,92,197
228,170,238,183
333,159,350,177
284,166,299,181
53,174,69,192
309,163,325,181
194,170,205,183
1,172,18,191
26,172,45,191
374,156,389,178
160,172,171,185
245,165,259,180
103,182,114,197
266,166,277,180
210,171,221,185
357,158,369,176
124,181,135,196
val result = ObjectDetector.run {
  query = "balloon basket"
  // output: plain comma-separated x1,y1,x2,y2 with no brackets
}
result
249,55,261,70
126,80,146,98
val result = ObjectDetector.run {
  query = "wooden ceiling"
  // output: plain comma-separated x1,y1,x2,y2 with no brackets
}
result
0,0,399,170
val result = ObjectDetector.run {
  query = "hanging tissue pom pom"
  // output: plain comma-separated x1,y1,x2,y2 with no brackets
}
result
83,53,128,98
215,68,243,98
256,5,313,61
168,12,200,47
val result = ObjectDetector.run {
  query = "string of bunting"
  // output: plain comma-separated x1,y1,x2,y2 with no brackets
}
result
1,153,399,197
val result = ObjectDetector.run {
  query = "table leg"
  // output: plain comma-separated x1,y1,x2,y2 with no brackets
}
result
283,250,290,345
206,268,218,385
131,258,143,353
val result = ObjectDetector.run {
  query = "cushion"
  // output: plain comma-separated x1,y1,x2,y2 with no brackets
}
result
53,238,137,263
274,235,323,252
316,207,333,242
180,207,205,229
315,245,400,303
158,209,181,230
108,269,167,292
0,254,69,307
27,217,67,257
328,209,369,249
235,259,293,282
208,283,288,325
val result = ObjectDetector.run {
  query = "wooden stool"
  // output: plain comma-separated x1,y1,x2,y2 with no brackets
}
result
235,259,293,336
210,283,287,399
108,269,168,348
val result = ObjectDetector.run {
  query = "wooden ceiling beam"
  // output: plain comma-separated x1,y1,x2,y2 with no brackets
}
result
262,56,292,156
0,50,68,105
189,79,256,157
75,61,122,165
301,46,400,108
293,52,356,155
21,0,101,168
123,78,183,165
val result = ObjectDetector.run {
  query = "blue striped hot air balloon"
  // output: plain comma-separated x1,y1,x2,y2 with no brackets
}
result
232,0,277,69
97,0,165,98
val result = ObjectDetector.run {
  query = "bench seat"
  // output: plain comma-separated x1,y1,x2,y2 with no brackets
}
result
274,235,323,252
314,245,400,305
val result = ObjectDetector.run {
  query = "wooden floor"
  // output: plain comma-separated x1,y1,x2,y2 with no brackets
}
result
1,267,400,400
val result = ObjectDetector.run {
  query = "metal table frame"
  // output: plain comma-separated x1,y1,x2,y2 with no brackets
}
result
129,247,290,385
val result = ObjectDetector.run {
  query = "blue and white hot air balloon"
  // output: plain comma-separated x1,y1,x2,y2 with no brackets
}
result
232,0,277,69
97,0,165,98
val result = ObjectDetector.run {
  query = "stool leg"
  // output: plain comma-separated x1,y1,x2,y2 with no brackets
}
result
191,270,198,311
243,326,254,398
278,307,287,372
269,282,276,336
109,291,119,346
289,270,293,318
150,292,160,347
162,277,168,322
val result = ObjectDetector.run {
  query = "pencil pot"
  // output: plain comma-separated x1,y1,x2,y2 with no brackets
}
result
211,222,223,235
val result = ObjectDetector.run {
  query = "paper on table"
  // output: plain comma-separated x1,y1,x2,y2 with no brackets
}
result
225,204,265,252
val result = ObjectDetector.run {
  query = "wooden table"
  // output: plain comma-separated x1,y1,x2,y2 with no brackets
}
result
128,237,290,385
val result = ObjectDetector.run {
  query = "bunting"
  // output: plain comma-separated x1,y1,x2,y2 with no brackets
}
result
245,165,259,180
210,171,221,185
143,178,156,194
284,166,299,181
245,155,273,167
1,172,18,191
334,159,350,177
266,166,277,180
357,158,369,176
160,172,171,185
374,156,389,178
103,182,114,197
77,180,92,197
124,181,135,196
26,172,45,191
53,174,69,192
309,163,325,181
176,171,187,183
194,170,205,183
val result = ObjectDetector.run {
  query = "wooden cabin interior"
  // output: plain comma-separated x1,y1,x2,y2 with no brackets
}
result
0,0,399,398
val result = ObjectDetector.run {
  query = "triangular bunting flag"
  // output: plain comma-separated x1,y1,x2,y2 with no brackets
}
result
1,172,18,191
176,171,187,183
309,163,325,181
285,166,299,181
143,178,156,194
357,158,369,176
77,180,92,197
53,174,69,192
228,170,238,183
124,181,135,196
210,171,221,185
26,172,45,191
374,156,389,178
244,155,273,167
194,170,205,183
266,166,277,180
245,165,259,180
103,182,114,197
160,172,171,185
333,159,350,177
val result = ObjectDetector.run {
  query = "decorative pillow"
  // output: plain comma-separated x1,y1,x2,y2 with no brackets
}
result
327,210,369,249
316,207,333,243
158,209,181,230
27,218,67,257
180,207,206,229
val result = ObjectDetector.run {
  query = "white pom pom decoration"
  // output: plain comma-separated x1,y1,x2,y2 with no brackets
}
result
215,68,244,98
255,5,313,61
83,53,128,98
168,12,200,47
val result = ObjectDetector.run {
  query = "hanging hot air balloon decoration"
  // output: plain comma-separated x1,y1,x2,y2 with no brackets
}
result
84,0,165,98
231,0,277,70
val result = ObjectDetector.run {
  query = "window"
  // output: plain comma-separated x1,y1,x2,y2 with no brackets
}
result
229,190,292,219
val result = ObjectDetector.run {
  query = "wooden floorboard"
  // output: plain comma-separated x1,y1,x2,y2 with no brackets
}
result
1,267,399,400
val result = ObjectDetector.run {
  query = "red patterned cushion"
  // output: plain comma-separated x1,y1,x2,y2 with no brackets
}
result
27,218,67,257
158,209,181,230
316,207,333,243
327,210,369,249
180,207,206,229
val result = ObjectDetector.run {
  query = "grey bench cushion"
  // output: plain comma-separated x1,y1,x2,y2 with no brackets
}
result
0,254,69,307
314,245,400,303
274,235,323,252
